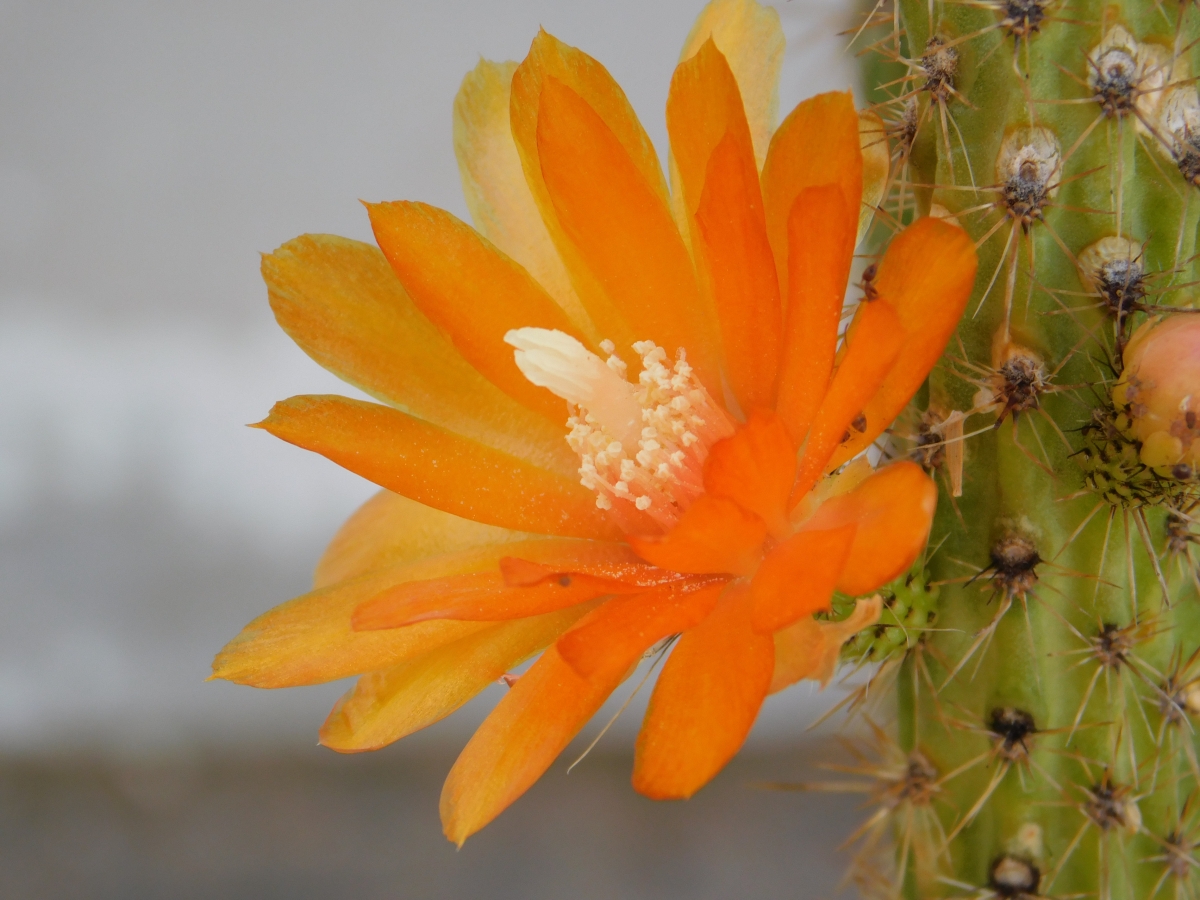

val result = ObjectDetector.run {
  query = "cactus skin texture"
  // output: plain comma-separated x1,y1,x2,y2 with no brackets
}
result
845,1,1200,897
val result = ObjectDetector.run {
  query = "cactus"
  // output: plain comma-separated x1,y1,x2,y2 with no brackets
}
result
844,0,1200,897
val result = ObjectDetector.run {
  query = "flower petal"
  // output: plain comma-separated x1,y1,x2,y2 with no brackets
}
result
774,184,854,446
703,409,795,537
453,59,590,332
626,495,766,575
857,109,890,243
556,580,727,679
211,543,544,688
314,491,522,589
510,30,672,374
829,217,978,467
367,201,586,423
440,640,628,846
769,595,882,693
667,40,780,410
632,582,773,799
749,523,857,632
801,460,938,596
214,538,627,689
352,569,638,630
319,605,591,753
256,394,619,540
790,300,904,503
761,92,862,302
767,616,823,693
263,234,575,473
534,76,721,395
679,0,785,168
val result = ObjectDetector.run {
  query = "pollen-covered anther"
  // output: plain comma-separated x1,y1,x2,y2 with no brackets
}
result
997,129,1060,231
989,532,1041,598
989,854,1041,899
507,328,732,529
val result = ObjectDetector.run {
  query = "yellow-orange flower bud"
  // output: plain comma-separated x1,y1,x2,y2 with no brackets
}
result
1114,315,1200,470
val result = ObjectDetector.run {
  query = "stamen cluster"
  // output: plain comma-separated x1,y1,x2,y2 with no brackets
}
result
567,339,732,528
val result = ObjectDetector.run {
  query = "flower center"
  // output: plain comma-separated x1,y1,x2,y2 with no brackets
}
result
506,328,732,529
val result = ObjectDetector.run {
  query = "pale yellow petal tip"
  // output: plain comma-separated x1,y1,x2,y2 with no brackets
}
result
682,0,784,166
814,594,883,688
857,109,890,245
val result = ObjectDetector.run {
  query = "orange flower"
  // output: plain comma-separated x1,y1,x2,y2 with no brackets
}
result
211,0,978,845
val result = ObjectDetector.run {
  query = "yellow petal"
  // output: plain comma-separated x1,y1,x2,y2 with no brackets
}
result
453,59,590,333
314,490,524,589
213,539,611,688
263,234,574,474
769,595,882,693
857,109,890,244
809,595,883,687
679,0,785,169
319,605,591,752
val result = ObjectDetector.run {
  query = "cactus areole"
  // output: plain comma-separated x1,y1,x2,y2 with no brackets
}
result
849,0,1200,896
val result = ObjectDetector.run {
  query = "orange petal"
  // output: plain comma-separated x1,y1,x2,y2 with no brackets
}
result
256,394,618,540
498,556,688,588
262,234,575,473
367,200,584,423
667,40,781,412
626,495,766,575
678,0,785,168
319,605,590,753
703,409,795,537
769,594,882,693
211,542,559,689
556,579,727,678
667,39,747,222
314,491,520,589
802,461,938,595
830,217,978,467
440,640,627,845
632,582,773,799
510,30,671,374
353,570,640,630
534,76,721,396
775,184,854,446
768,616,823,693
695,133,782,411
453,59,590,333
749,523,857,632
761,92,862,301
790,300,904,504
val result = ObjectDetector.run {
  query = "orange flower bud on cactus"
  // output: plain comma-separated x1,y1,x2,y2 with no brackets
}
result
1115,315,1200,470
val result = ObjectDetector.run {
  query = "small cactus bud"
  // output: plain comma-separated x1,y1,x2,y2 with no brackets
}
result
1114,315,1200,469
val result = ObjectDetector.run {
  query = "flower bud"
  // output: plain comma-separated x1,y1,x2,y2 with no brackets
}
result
1114,315,1200,469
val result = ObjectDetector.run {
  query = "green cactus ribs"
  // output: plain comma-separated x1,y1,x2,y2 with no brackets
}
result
837,0,1200,896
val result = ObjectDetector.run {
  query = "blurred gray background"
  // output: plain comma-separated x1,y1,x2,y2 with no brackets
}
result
0,2,870,897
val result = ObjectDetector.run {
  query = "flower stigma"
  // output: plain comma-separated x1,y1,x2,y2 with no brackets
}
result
505,327,734,530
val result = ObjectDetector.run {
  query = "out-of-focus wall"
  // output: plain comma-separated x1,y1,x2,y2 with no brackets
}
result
0,0,859,756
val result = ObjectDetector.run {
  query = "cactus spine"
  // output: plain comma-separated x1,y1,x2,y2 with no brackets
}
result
847,1,1200,897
